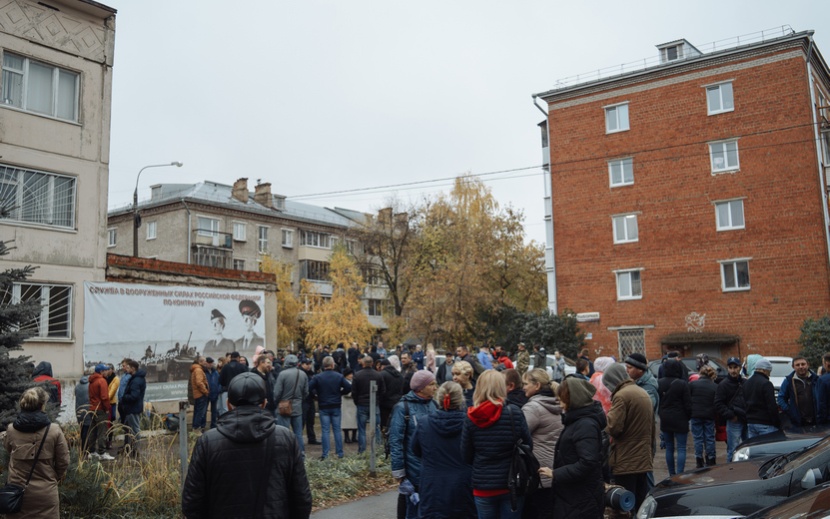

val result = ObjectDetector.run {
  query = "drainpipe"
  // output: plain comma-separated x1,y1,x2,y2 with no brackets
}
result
181,199,192,264
804,34,830,275
533,94,557,314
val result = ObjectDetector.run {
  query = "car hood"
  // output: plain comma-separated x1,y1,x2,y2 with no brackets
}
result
656,460,767,490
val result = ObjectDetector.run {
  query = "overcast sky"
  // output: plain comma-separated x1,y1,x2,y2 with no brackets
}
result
103,1,830,245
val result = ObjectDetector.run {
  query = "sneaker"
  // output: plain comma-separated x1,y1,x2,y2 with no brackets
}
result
98,453,116,461
87,452,100,460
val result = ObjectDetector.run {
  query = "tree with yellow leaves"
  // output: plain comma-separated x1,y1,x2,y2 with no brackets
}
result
259,256,304,348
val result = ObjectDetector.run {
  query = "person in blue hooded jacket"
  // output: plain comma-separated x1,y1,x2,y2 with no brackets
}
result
411,381,475,519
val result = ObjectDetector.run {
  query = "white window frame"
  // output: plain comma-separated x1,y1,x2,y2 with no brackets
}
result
257,225,269,254
107,228,116,248
7,282,73,339
367,299,382,317
196,216,220,237
300,230,331,249
233,259,245,271
281,228,294,248
719,258,751,292
605,102,630,134
0,164,76,229
614,268,643,301
612,214,639,244
706,81,734,115
714,199,745,231
709,140,740,174
146,221,157,240
1,52,80,122
608,157,634,187
233,221,247,242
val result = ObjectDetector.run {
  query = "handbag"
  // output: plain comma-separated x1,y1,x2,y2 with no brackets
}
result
506,405,540,512
0,423,50,514
278,370,301,417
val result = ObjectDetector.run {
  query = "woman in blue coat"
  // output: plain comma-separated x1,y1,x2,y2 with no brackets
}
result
411,382,476,519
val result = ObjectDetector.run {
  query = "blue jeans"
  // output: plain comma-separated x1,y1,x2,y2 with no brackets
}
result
663,431,687,475
277,414,305,453
356,405,381,454
319,408,344,459
726,419,747,462
748,423,779,438
193,396,208,429
474,494,523,519
690,418,716,460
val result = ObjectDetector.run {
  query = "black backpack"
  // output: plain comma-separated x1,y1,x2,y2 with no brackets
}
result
506,405,540,511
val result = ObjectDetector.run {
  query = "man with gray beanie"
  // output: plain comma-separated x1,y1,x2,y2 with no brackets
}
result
183,372,312,518
604,362,654,512
273,354,309,455
743,357,781,438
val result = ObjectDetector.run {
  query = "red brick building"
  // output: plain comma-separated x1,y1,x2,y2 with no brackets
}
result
534,28,830,362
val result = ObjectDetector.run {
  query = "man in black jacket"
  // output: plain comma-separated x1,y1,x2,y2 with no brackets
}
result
352,355,386,454
182,372,312,519
743,358,780,438
308,356,352,460
217,351,248,416
714,356,747,462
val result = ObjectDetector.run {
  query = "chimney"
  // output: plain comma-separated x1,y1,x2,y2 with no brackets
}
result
232,178,248,203
378,207,393,224
254,182,273,208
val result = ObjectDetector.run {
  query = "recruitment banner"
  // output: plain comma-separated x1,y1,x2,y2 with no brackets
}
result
84,282,266,401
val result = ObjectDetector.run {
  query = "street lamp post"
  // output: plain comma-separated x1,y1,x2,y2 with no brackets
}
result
133,161,183,257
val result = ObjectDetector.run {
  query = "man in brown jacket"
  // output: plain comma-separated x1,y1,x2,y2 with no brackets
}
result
191,356,210,432
603,362,654,512
88,363,113,460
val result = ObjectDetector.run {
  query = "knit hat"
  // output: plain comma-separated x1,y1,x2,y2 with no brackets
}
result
95,363,108,373
228,372,266,406
563,377,596,409
603,363,629,392
410,370,435,392
755,358,773,372
625,353,648,371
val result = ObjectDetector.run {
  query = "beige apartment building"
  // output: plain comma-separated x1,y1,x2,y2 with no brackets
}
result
0,0,116,378
107,178,389,331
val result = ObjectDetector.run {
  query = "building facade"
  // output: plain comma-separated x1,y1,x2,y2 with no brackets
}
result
0,0,116,378
535,28,830,361
107,178,389,332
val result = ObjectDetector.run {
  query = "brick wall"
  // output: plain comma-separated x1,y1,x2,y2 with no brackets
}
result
107,253,276,284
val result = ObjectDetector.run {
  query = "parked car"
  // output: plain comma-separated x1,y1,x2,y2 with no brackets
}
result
636,434,830,518
744,480,830,518
732,426,830,462
528,354,576,379
766,356,793,395
647,357,729,383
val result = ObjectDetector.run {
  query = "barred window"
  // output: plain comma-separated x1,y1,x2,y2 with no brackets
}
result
0,164,75,229
1,282,72,339
617,329,645,361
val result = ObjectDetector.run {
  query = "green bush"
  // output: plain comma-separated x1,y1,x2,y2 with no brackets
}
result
797,315,830,368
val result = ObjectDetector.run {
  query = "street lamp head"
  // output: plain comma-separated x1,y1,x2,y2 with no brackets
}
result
171,161,183,167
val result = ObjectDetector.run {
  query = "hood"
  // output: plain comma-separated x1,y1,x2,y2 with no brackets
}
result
132,369,147,379
32,361,53,378
89,372,104,383
216,406,276,443
13,410,51,433
603,363,629,392
430,409,466,437
529,393,561,415
383,366,402,378
467,399,503,428
190,363,202,373
79,376,89,384
746,354,763,377
563,400,606,429
664,359,685,379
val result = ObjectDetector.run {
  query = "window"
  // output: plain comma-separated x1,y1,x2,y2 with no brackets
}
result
197,217,219,237
613,214,639,243
721,259,750,291
233,259,245,271
368,299,383,317
2,52,79,121
605,103,629,133
715,200,745,231
0,164,75,229
300,230,331,248
666,46,680,61
618,329,646,360
107,228,116,248
299,260,330,281
1,282,72,339
233,222,246,241
615,269,642,300
363,267,383,286
257,226,268,253
281,229,294,248
608,158,634,187
146,221,157,240
346,239,357,254
707,82,734,115
709,140,739,173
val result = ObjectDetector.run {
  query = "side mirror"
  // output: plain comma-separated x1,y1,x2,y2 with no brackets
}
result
801,468,823,490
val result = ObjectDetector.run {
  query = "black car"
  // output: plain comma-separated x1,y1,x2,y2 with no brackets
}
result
732,427,830,462
743,480,830,518
647,356,729,383
637,434,830,518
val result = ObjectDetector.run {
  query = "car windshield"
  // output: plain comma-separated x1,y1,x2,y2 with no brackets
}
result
774,436,830,476
769,362,792,378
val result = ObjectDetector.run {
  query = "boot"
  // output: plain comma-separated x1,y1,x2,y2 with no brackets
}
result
696,457,704,468
706,455,716,466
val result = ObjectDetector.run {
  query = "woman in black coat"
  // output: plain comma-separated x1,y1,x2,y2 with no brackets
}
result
411,382,475,519
540,376,606,518
658,360,692,475
689,365,718,467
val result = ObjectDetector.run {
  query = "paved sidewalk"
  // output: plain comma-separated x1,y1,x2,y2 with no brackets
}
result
311,490,398,519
